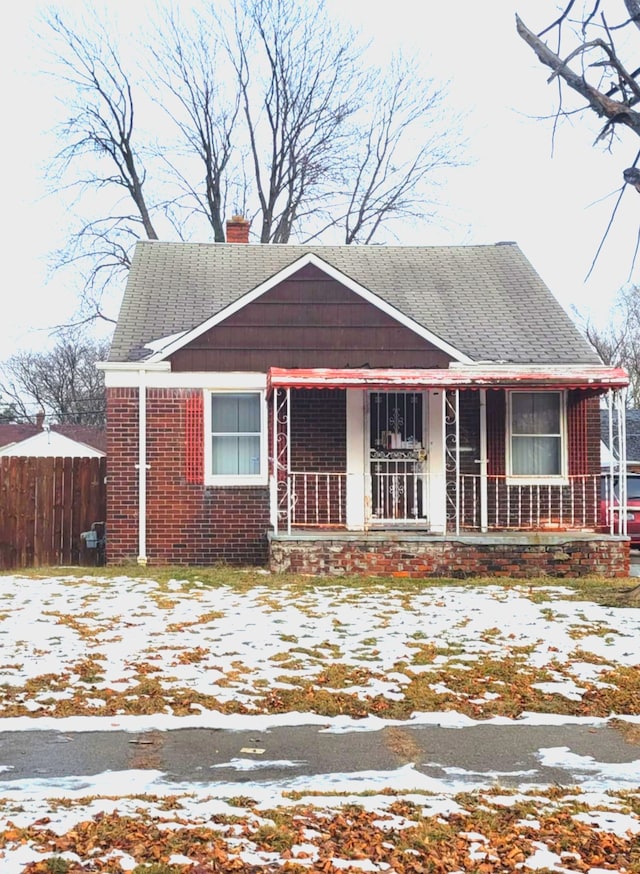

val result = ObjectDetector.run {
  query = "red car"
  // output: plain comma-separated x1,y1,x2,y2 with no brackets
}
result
601,473,640,546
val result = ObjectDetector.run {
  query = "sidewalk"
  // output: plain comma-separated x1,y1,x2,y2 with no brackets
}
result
2,722,639,794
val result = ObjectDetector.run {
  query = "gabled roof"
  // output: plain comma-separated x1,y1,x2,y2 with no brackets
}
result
0,424,106,455
108,240,601,366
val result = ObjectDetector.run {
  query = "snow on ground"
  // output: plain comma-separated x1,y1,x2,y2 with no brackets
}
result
0,573,638,872
0,573,639,725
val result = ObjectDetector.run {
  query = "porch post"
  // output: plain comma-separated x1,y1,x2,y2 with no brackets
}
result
607,389,615,535
427,390,446,534
444,389,460,536
285,388,291,535
479,388,488,532
270,388,278,534
617,388,628,536
270,388,292,535
346,389,366,529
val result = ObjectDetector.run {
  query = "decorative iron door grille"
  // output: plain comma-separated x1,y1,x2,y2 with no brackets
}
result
369,392,427,523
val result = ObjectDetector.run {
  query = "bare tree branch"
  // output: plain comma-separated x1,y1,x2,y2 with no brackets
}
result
224,0,363,243
582,283,640,404
0,330,109,426
38,0,466,329
148,6,240,241
516,15,640,139
516,3,640,273
45,11,159,240
343,56,462,244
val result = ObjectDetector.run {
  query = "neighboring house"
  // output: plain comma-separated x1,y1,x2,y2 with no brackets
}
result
601,408,640,473
101,218,630,576
0,421,106,457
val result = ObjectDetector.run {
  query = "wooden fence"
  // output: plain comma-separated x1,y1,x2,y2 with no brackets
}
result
0,456,107,569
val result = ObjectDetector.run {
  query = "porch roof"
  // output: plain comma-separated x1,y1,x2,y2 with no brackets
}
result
267,365,629,392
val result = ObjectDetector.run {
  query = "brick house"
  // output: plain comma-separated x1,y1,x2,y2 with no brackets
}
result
101,219,629,576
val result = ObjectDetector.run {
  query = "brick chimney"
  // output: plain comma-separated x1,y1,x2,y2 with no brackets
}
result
226,214,251,243
35,411,45,430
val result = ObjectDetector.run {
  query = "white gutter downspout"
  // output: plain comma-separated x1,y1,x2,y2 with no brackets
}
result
479,388,488,532
136,367,149,565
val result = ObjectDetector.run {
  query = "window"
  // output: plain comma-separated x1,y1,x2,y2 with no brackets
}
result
206,391,265,484
508,391,565,479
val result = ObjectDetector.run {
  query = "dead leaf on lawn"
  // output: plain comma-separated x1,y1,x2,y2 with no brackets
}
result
384,727,423,763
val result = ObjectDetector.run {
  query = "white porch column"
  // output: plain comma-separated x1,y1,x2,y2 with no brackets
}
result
346,389,366,529
269,387,291,533
479,388,488,532
608,387,629,536
270,388,279,532
427,390,446,534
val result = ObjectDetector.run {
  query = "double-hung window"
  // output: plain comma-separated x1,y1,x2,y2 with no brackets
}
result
507,391,566,480
205,391,266,485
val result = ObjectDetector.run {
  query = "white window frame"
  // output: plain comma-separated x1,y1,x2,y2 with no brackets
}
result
204,389,268,486
506,390,568,485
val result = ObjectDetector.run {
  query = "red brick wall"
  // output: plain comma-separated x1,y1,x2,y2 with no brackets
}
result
106,388,139,561
288,389,347,526
106,387,270,565
290,389,346,471
270,536,629,578
106,385,607,565
472,388,603,529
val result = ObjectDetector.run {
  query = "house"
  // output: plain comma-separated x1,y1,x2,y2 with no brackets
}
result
0,420,106,457
601,408,640,473
100,219,630,577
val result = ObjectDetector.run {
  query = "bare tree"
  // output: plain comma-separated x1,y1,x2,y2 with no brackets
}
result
516,2,640,268
0,331,109,427
343,56,459,245
43,9,161,323
580,283,640,403
148,7,240,242
46,11,159,239
42,0,465,320
223,0,364,243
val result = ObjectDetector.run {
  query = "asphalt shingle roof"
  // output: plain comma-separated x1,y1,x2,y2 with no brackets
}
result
108,240,600,365
601,408,640,463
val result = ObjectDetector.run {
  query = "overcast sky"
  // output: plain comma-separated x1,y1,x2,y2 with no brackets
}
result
2,0,638,359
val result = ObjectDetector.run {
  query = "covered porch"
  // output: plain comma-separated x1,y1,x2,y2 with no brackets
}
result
267,365,629,547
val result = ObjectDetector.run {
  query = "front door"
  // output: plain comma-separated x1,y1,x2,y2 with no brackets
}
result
368,391,428,524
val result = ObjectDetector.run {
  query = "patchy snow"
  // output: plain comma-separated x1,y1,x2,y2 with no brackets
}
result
537,747,640,787
0,573,638,872
210,757,304,771
0,574,639,729
574,810,640,836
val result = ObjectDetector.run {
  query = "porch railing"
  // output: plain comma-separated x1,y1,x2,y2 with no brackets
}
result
459,474,601,531
288,471,347,527
277,471,605,533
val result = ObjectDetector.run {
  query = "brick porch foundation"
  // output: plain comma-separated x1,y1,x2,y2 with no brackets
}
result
268,532,630,578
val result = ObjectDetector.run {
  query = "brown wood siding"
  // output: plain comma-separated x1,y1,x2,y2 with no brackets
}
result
170,264,452,371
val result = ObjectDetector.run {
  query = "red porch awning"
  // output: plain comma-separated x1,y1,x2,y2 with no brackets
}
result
267,365,629,392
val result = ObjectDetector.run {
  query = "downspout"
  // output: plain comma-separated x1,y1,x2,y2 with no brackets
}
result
479,388,488,532
137,367,148,565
